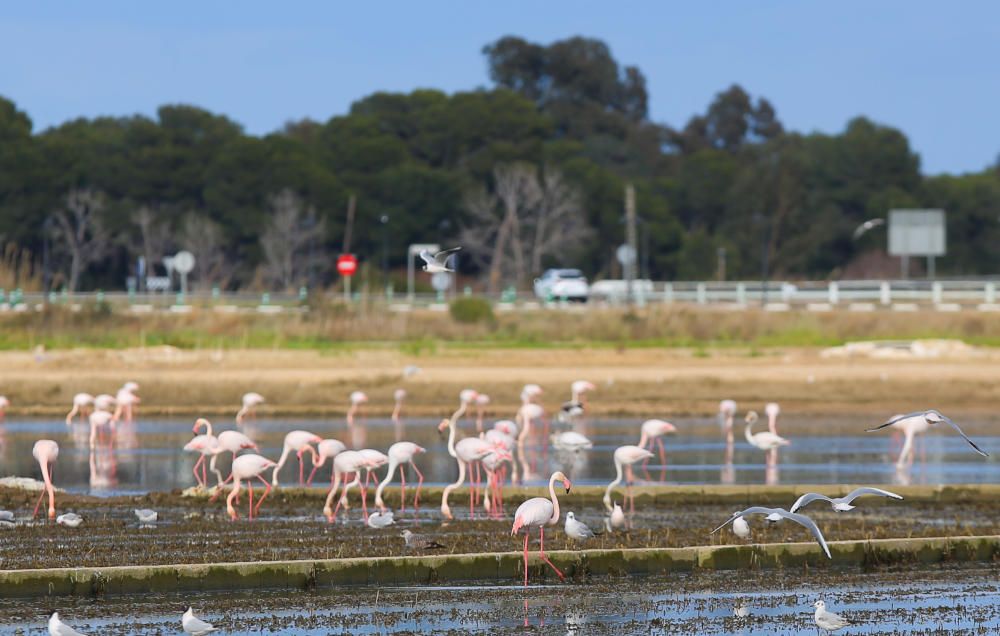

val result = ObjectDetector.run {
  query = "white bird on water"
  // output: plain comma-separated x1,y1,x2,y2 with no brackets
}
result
564,511,597,540
182,607,218,635
48,612,88,636
606,501,626,532
134,508,158,524
744,411,790,451
813,600,851,633
56,513,83,528
367,510,395,529
420,246,462,273
712,508,831,559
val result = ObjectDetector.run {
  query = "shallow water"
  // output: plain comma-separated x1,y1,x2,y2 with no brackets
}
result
1,415,997,497
1,565,997,634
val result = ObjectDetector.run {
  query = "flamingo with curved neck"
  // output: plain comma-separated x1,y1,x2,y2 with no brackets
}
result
511,470,572,586
603,445,653,513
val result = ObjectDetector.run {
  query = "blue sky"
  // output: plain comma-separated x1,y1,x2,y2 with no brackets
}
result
2,1,998,174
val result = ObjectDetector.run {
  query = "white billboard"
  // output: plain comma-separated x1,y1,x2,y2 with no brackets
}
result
888,209,945,257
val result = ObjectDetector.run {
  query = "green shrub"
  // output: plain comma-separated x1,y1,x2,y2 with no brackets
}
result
449,297,495,324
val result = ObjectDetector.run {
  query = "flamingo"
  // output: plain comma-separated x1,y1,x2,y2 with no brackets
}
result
183,431,220,489
88,410,115,449
637,419,677,476
322,450,368,521
447,389,478,428
306,439,348,485
346,391,368,448
374,442,427,512
65,393,94,425
481,449,513,518
0,396,7,419
521,384,543,404
357,448,389,514
764,402,781,434
438,416,504,519
113,385,140,423
474,394,491,432
214,454,276,520
271,430,322,486
32,439,59,519
193,419,258,487
511,470,572,586
236,392,264,425
603,445,654,513
516,402,545,484
744,411,791,452
391,389,406,439
560,380,595,421
93,393,116,413
719,399,737,445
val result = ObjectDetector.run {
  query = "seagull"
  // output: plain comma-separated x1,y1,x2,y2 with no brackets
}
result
711,508,831,559
56,513,83,528
402,365,421,378
564,512,598,541
551,431,593,452
420,247,462,273
401,529,445,550
182,607,218,636
732,514,750,539
733,603,749,618
867,410,988,457
852,217,885,240
367,510,395,529
785,487,903,515
813,600,851,633
607,501,626,531
0,510,14,522
48,612,88,636
134,509,158,524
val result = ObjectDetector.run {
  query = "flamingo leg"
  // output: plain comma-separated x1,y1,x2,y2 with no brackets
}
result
192,456,205,488
32,487,46,519
626,464,635,514
523,532,529,587
641,440,652,482
332,474,350,519
307,462,321,486
411,461,424,510
202,457,208,489
537,527,565,581
360,473,369,521
657,438,668,482
253,475,271,517
210,474,235,502
297,451,305,485
248,481,255,521
399,466,407,513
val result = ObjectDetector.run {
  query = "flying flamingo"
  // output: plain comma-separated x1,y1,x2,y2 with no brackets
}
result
193,418,258,487
511,470,572,586
183,431,220,489
306,439,348,485
374,441,427,512
212,454,276,520
474,394,491,432
603,445,654,514
32,440,59,519
347,391,368,448
65,393,94,425
719,399,737,446
637,419,678,479
322,450,368,521
271,430,322,486
391,389,406,440
765,402,781,434
236,392,265,425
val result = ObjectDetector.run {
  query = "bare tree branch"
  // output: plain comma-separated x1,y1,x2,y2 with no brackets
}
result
50,189,110,291
260,189,326,290
131,206,172,281
181,214,236,290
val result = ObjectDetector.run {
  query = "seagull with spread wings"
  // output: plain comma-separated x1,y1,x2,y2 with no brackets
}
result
420,246,462,273
867,410,989,457
711,507,832,559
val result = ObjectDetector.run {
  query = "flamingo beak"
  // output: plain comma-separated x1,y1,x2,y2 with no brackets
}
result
563,479,571,493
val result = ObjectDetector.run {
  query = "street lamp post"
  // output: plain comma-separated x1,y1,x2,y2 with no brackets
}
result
380,214,389,291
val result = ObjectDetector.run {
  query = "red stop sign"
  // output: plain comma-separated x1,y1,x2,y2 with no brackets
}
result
336,254,358,276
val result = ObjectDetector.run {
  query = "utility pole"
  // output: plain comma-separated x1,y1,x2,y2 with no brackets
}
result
625,183,637,303
342,194,356,301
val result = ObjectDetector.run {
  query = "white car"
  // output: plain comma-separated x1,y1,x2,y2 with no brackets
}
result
533,269,589,302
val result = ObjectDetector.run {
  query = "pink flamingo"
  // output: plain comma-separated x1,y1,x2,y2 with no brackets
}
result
323,450,371,521
765,402,781,435
88,410,115,449
890,413,929,468
346,391,368,448
638,419,678,478
392,389,406,440
306,439,348,485
449,389,478,427
193,418,258,487
0,396,9,419
374,441,427,512
439,416,504,519
482,449,513,518
213,454,276,520
516,403,545,484
719,399,737,446
94,393,116,413
271,430,322,486
571,380,595,406
183,431,220,489
603,445,654,514
511,470,572,586
474,394,491,432
32,439,59,519
236,392,265,425
113,386,140,423
65,393,94,425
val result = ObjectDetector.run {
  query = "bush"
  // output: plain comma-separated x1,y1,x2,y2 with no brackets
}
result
449,297,495,324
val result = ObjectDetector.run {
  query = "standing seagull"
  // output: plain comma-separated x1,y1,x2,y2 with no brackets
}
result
813,601,851,633
182,607,218,635
564,511,596,541
48,612,88,636
867,410,989,457
420,246,461,273
511,470,572,586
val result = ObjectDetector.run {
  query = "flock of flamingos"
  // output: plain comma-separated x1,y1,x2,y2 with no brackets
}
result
17,379,989,591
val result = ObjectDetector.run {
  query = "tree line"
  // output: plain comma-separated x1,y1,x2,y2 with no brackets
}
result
1,34,999,292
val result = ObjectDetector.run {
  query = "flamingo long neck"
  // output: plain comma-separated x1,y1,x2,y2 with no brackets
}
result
744,420,755,445
208,454,224,486
195,420,213,436
446,418,458,458
347,405,357,427
375,458,400,504
449,402,467,427
767,413,777,435
518,414,532,441
391,403,402,422
547,473,561,525
603,457,623,512
272,444,293,485
441,458,466,517
637,430,648,448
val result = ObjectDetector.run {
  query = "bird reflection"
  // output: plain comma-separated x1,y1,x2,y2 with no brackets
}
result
89,446,118,490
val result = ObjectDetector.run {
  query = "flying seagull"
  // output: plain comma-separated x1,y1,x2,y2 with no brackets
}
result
420,247,461,273
867,410,989,457
785,487,903,515
711,507,832,559
852,218,885,240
